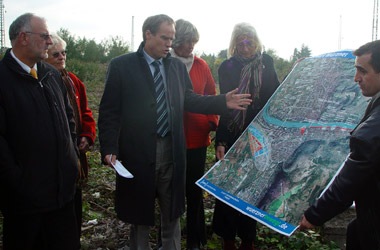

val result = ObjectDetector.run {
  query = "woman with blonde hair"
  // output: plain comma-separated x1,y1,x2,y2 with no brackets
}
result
213,23,280,250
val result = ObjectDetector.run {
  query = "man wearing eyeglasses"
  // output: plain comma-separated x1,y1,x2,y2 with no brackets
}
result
0,13,79,249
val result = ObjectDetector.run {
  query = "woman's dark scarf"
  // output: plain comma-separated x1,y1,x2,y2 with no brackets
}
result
61,69,89,182
228,53,263,135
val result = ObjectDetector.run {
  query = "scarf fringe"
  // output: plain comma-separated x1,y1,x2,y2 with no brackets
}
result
228,53,263,135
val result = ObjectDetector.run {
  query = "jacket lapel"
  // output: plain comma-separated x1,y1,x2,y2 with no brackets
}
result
352,91,380,134
162,57,173,106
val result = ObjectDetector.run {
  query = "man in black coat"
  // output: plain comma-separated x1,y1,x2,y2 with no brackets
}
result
98,14,251,250
299,40,380,250
0,13,79,249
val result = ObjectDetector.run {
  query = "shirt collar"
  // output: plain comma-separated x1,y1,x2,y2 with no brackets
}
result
10,49,37,73
142,48,163,65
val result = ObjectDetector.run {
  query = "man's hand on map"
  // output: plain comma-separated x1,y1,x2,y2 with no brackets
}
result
298,215,316,230
216,146,226,161
225,88,252,110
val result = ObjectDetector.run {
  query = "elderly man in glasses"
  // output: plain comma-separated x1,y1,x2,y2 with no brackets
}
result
0,13,80,249
44,33,96,249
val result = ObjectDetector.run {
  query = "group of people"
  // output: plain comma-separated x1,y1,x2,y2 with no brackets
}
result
0,11,379,250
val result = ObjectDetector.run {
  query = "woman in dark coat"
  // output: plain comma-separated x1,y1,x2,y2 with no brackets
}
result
213,23,280,250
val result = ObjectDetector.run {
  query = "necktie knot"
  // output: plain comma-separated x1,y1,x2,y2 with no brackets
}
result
30,68,38,79
152,60,160,66
152,60,161,72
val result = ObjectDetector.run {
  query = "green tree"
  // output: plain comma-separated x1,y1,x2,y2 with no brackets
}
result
291,44,312,63
200,53,219,83
104,36,130,62
218,49,227,60
83,39,105,63
57,28,84,61
266,48,293,82
58,28,129,63
0,49,5,59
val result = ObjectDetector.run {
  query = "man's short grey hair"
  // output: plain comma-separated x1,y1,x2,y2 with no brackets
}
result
9,13,41,46
228,22,262,58
142,14,174,41
49,33,67,50
172,19,199,49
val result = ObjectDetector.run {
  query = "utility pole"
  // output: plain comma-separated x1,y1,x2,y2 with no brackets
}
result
338,15,342,50
131,16,134,52
0,0,5,49
373,0,379,41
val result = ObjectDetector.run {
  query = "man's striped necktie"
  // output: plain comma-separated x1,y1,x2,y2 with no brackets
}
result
152,61,169,137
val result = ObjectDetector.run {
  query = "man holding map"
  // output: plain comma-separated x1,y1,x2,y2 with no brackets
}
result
299,40,380,250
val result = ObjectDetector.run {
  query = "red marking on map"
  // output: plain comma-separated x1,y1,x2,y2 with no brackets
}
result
249,134,263,156
300,127,306,135
309,126,353,131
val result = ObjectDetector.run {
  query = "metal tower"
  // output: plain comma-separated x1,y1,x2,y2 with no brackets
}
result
0,0,5,49
373,0,379,41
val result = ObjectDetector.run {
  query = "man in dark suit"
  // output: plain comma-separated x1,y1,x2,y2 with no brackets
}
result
98,14,251,250
0,13,79,249
299,40,380,249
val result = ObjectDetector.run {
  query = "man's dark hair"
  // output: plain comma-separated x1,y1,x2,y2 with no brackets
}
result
142,14,174,41
354,40,380,73
9,13,35,45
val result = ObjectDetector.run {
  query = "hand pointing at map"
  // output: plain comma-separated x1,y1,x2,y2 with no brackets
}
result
225,88,252,110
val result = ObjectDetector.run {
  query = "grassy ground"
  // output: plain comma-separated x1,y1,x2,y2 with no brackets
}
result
76,148,341,250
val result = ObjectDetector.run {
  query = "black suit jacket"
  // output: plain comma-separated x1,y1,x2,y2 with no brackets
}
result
0,49,78,215
98,42,227,224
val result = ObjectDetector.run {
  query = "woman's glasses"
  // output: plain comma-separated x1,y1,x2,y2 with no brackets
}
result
52,50,67,58
236,41,255,49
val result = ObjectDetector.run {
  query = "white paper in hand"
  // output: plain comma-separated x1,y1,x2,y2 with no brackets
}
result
111,160,134,178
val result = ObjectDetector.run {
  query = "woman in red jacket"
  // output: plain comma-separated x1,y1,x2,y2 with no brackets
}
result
171,19,219,250
45,34,96,249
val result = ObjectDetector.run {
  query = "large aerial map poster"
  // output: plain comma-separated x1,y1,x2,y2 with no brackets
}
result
196,51,370,236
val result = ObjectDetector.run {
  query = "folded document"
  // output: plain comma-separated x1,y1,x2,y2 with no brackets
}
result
111,160,134,178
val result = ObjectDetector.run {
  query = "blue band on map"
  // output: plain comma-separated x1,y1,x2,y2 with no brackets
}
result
311,50,355,59
196,178,297,236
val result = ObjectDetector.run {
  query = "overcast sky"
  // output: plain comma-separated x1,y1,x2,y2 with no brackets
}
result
3,0,376,59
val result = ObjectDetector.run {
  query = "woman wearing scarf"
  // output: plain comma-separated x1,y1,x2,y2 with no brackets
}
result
171,19,219,250
45,34,96,249
213,23,280,250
